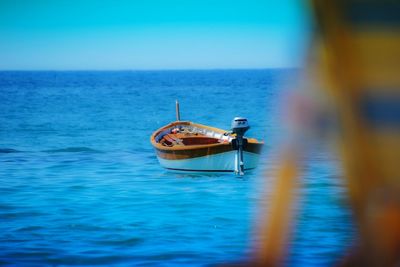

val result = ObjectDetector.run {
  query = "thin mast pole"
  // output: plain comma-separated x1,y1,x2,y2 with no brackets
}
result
175,100,181,121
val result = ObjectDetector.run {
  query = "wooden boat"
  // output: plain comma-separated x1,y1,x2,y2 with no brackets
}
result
150,101,263,174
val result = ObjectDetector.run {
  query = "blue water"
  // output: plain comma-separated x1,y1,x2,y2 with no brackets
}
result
0,70,353,266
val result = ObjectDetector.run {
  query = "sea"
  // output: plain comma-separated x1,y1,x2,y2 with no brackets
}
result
0,70,354,266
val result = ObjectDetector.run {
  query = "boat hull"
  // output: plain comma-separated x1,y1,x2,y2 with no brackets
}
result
157,150,260,172
151,121,264,173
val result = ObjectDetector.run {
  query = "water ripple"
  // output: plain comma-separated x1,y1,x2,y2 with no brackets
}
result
43,147,102,153
0,148,21,153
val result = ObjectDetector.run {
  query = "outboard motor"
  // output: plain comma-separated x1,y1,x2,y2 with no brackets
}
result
231,117,250,175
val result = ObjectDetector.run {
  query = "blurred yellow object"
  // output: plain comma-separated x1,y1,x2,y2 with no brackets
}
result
255,1,400,266
255,151,299,266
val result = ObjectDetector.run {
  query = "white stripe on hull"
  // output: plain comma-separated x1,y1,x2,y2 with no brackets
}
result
157,151,260,172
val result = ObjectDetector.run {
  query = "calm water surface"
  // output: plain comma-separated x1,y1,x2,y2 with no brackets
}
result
0,70,353,266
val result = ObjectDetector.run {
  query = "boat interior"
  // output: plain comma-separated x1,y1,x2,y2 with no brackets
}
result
155,124,232,147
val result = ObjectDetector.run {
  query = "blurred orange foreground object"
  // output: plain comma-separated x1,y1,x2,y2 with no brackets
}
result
254,0,400,266
254,151,299,267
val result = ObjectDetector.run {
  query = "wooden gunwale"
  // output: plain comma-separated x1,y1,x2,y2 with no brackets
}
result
150,121,263,160
155,143,262,160
150,121,262,150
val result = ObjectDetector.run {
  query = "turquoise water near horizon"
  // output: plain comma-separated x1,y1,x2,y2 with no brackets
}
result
0,70,353,266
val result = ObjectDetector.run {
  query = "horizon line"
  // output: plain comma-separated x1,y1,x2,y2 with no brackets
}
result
0,67,300,72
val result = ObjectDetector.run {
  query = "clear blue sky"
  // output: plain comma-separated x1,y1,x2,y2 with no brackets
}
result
0,0,310,70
